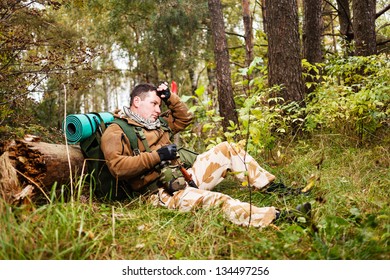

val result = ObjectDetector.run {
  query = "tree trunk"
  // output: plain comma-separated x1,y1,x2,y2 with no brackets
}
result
102,77,110,112
206,27,217,95
303,0,323,65
242,0,254,67
336,0,353,54
352,0,377,56
265,0,304,103
207,0,239,132
242,0,254,91
261,0,268,34
0,137,84,203
303,0,323,94
0,151,22,204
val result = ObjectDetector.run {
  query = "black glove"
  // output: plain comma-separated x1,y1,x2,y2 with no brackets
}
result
157,144,177,161
156,81,171,101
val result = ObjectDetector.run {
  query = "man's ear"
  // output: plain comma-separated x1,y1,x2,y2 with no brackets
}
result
133,96,141,107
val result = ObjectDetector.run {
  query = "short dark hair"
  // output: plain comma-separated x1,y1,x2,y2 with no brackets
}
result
130,83,157,105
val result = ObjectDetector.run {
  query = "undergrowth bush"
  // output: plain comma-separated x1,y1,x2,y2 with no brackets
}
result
181,54,389,155
305,54,389,142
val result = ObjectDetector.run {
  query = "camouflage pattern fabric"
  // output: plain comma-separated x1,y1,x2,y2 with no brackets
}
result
149,141,278,228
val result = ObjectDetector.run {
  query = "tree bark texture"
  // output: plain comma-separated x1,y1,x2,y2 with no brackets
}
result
303,0,324,95
208,0,239,131
0,151,22,204
261,0,268,34
303,0,323,64
265,0,304,102
0,138,84,203
242,0,254,67
352,0,377,56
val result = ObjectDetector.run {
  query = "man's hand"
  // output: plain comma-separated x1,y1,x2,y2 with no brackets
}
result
156,81,171,101
157,144,177,161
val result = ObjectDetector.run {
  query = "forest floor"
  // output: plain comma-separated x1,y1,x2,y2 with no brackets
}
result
0,131,389,260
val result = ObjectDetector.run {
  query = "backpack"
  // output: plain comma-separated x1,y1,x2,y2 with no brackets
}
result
79,113,198,200
79,114,148,200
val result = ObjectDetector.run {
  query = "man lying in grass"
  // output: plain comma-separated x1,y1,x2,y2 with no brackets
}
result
100,82,308,228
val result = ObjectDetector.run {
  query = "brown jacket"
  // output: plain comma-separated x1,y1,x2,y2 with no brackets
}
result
100,94,193,191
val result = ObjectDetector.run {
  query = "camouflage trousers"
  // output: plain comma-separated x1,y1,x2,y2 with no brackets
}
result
149,141,278,228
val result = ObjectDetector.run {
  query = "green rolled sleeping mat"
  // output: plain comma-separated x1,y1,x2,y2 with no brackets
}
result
64,112,114,144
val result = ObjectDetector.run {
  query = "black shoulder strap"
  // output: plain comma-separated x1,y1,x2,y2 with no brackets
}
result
89,112,107,136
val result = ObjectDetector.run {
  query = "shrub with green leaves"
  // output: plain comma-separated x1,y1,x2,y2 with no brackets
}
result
304,54,389,141
232,57,305,156
179,86,225,150
181,54,388,154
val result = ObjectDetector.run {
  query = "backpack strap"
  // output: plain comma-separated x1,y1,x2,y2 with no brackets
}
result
111,117,169,155
134,126,151,153
80,113,107,153
112,118,154,155
89,112,107,135
111,119,142,155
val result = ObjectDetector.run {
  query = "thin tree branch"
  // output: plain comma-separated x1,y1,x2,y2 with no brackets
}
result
225,31,245,39
323,0,338,13
199,27,245,38
376,4,390,19
377,39,390,46
377,23,390,32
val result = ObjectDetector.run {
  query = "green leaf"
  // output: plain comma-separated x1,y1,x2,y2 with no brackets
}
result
180,95,196,103
194,86,205,98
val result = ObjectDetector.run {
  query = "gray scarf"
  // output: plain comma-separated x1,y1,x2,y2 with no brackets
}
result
123,106,161,130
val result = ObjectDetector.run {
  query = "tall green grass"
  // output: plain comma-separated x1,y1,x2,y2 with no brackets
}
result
1,134,389,260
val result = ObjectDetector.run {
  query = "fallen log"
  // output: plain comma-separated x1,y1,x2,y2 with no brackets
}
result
0,151,22,204
0,136,85,204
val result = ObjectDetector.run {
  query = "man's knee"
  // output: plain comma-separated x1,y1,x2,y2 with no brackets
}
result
210,141,232,159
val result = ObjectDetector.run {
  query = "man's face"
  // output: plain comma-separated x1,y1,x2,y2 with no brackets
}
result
134,91,162,121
